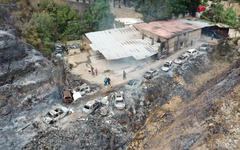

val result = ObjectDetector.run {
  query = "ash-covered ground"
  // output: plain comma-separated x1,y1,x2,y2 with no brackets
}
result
0,30,63,149
0,30,240,150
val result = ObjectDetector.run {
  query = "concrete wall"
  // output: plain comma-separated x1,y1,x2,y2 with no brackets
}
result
167,29,201,54
135,27,202,57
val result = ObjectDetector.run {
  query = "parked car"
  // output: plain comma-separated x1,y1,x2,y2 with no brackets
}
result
199,43,209,51
179,53,189,60
128,79,140,86
173,58,183,65
161,61,172,72
114,91,125,110
201,43,209,47
143,69,157,80
187,49,198,55
83,100,100,114
43,106,70,124
199,46,208,51
63,90,73,103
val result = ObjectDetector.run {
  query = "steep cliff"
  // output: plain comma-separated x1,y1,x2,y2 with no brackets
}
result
0,31,62,149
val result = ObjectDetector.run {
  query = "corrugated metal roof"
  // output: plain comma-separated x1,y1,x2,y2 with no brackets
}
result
179,19,230,28
85,27,159,60
115,18,143,25
134,20,201,39
179,19,214,28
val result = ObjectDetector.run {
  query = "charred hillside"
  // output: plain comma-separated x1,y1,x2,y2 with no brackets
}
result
0,31,63,149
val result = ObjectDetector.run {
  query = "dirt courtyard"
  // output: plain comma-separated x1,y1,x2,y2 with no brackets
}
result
64,38,214,88
64,49,156,87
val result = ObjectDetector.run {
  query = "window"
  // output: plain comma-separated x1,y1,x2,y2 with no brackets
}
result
183,33,186,36
180,42,183,46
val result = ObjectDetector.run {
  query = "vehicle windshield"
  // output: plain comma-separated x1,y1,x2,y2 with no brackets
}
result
84,105,90,109
164,63,170,67
116,101,123,104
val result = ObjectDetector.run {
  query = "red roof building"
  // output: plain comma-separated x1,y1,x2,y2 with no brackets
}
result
134,20,202,55
134,20,201,39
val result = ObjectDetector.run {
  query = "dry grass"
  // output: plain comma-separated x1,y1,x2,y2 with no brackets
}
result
205,84,240,150
161,96,182,112
187,61,230,93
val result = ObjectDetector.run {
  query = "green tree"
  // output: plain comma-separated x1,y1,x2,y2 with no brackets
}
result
134,0,171,22
88,0,115,30
25,13,56,57
222,7,238,26
169,0,190,16
169,0,201,17
201,2,238,26
129,0,200,21
39,0,58,13
24,0,115,57
55,5,78,34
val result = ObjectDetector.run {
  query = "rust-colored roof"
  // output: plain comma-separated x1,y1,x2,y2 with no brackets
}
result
134,20,201,39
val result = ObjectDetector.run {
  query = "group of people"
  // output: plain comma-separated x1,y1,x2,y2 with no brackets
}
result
88,67,127,87
89,66,98,76
104,77,111,86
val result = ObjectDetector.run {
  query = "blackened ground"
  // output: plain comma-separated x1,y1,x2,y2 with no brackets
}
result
22,48,237,150
0,31,62,149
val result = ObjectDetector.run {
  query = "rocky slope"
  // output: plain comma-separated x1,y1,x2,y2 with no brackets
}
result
0,30,62,149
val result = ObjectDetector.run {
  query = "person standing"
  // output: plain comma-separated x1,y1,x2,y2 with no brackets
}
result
107,77,111,87
104,77,107,86
91,66,94,76
123,70,126,80
95,68,98,76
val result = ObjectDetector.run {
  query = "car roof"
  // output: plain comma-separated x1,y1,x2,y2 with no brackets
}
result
64,91,72,97
187,49,196,52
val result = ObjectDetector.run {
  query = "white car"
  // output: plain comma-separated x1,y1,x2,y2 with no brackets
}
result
179,53,189,60
173,58,182,65
83,100,100,114
143,69,157,80
187,49,198,55
43,106,70,124
114,91,125,110
199,46,207,51
161,61,172,72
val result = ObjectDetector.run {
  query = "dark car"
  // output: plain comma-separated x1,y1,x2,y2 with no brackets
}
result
63,90,73,103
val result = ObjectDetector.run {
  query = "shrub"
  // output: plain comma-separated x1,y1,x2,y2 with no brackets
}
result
24,0,114,58
201,2,238,27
